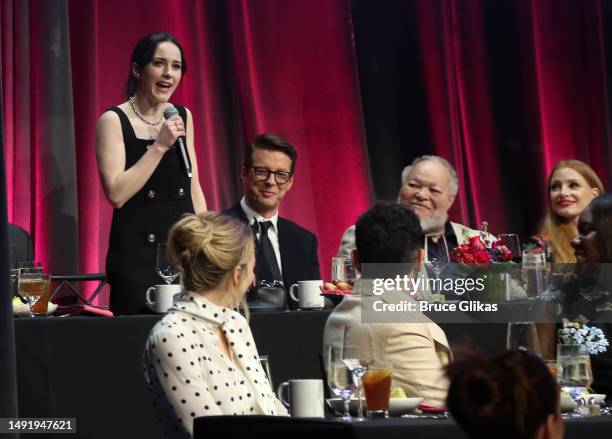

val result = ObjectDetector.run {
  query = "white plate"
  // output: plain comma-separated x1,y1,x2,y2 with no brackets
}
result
327,397,422,416
389,397,423,416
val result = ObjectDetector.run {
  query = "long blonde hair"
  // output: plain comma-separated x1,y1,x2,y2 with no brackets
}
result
539,160,604,263
167,212,253,311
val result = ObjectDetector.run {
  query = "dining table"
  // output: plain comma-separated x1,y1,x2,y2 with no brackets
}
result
192,413,612,439
13,305,608,438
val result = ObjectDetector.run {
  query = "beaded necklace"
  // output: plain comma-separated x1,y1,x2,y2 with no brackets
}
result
129,96,164,126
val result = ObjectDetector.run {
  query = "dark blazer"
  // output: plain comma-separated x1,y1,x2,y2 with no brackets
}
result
8,223,33,266
224,202,321,299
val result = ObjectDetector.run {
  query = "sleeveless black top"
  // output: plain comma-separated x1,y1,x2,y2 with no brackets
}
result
105,105,194,315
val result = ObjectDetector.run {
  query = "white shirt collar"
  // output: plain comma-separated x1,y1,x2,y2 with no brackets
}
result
240,197,279,232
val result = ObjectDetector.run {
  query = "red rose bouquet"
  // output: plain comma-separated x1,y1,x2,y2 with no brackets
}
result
450,236,513,265
450,236,516,301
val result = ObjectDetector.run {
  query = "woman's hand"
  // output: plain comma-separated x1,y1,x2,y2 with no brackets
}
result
154,114,186,152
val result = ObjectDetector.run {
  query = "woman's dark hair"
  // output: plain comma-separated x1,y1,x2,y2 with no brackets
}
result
446,349,559,439
125,31,187,98
587,193,612,262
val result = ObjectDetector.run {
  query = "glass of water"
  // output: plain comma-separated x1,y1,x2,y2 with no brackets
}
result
557,344,593,400
327,346,358,421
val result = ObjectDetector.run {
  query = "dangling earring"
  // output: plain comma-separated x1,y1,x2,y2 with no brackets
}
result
133,72,139,79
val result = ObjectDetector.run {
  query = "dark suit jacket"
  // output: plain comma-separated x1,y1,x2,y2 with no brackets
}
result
8,223,33,266
224,203,321,306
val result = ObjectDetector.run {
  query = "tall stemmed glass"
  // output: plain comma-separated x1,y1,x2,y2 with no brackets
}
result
13,263,43,303
18,271,50,317
156,243,179,285
342,345,370,421
328,346,358,421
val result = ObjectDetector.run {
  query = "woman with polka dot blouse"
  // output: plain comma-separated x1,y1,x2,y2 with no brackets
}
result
143,212,287,438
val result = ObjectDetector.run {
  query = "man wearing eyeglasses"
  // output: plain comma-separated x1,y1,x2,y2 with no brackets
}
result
225,134,320,309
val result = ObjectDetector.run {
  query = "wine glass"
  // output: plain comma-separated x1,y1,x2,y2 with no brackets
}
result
156,243,179,285
327,346,358,421
342,345,370,421
506,322,542,357
499,234,522,263
13,263,43,303
557,344,593,400
18,272,51,317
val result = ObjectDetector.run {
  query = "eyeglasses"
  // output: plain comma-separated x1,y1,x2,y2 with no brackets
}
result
250,167,293,184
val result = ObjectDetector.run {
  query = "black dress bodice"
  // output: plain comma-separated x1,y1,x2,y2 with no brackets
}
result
105,105,194,315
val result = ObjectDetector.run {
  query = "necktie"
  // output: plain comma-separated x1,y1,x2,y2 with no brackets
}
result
254,221,282,282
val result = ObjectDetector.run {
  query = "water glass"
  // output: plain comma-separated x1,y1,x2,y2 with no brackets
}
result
557,344,593,399
506,322,542,357
522,252,549,297
341,346,369,421
331,256,355,285
327,347,357,421
156,243,179,285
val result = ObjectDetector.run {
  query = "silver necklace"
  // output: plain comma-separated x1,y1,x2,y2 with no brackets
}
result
129,96,164,126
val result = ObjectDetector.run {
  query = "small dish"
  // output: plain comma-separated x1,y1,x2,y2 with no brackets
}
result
389,397,423,416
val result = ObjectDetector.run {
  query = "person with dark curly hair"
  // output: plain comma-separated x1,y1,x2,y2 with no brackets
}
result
446,349,564,439
324,202,451,406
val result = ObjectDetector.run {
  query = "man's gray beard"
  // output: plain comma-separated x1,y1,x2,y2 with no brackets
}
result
419,214,448,234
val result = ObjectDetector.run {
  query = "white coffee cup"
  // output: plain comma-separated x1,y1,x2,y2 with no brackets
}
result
277,379,324,418
145,284,181,313
289,280,324,309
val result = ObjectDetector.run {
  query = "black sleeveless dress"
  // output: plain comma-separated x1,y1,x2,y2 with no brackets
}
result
106,105,194,315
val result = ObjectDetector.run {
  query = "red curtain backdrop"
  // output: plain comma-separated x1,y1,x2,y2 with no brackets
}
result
3,0,612,296
69,0,370,287
414,0,611,233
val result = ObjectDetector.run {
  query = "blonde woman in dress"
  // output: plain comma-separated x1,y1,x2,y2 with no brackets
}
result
143,212,286,438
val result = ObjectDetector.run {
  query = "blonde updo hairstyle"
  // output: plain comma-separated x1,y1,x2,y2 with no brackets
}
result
539,160,604,263
167,212,254,310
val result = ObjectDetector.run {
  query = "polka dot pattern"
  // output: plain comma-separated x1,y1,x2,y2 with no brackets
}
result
143,292,287,437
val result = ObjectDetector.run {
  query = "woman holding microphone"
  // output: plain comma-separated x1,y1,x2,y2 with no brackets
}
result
96,32,206,314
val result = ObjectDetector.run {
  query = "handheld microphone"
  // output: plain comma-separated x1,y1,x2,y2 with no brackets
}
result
163,106,192,179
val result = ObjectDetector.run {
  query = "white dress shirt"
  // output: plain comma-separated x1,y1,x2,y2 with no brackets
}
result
143,292,287,438
240,197,283,275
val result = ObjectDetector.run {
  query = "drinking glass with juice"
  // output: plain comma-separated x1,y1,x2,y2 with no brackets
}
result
362,364,392,418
